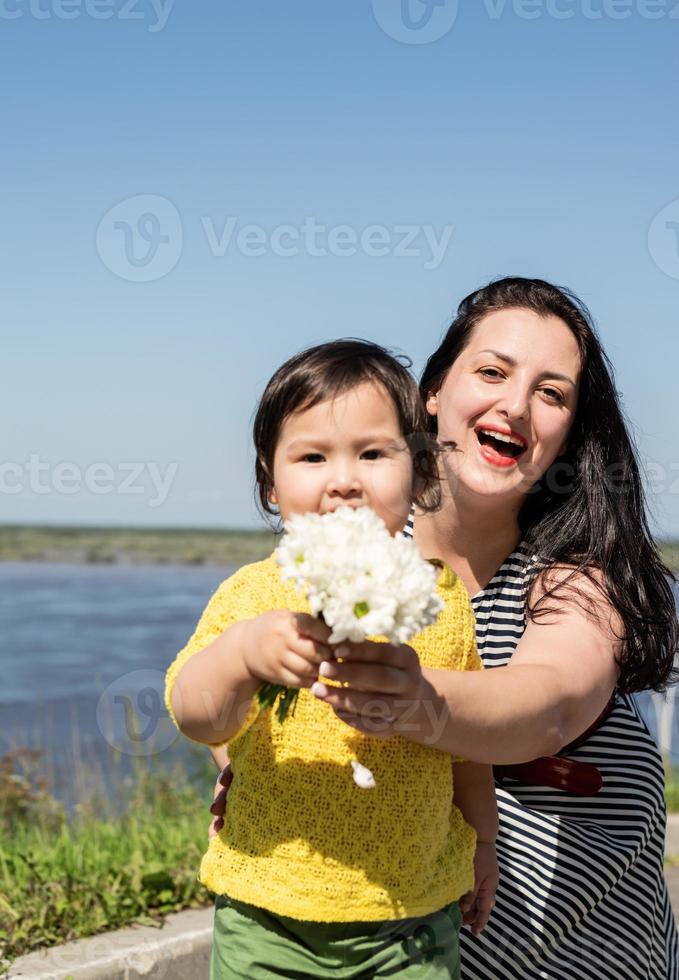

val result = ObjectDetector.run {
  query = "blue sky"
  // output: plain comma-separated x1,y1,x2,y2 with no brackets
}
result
3,1,679,533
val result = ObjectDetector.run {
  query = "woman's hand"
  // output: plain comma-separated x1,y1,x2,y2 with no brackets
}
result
459,841,499,936
242,611,331,689
208,763,232,839
310,640,431,736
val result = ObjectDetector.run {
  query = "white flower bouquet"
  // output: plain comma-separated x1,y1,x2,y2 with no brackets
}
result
257,506,444,723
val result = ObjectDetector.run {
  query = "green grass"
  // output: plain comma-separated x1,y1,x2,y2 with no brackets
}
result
0,748,217,972
660,541,679,575
666,772,679,814
3,746,679,971
0,524,275,566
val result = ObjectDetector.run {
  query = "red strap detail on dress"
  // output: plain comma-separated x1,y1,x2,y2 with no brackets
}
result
494,694,616,796
494,756,603,795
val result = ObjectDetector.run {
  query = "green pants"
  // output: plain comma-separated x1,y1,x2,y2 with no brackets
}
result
210,895,461,979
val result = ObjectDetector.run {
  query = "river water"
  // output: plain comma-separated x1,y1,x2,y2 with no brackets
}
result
1,561,677,807
0,561,234,806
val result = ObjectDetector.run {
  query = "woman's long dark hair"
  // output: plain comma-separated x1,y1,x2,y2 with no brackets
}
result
420,277,678,694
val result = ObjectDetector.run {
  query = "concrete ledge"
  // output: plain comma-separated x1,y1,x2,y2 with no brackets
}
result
9,816,679,979
7,907,213,980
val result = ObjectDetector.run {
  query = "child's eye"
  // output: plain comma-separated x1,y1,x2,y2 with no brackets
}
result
361,449,383,460
302,453,325,463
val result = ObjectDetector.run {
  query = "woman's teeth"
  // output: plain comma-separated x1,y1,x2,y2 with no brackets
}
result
478,428,524,448
476,429,526,461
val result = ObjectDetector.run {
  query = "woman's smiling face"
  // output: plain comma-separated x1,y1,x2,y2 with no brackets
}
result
426,307,582,505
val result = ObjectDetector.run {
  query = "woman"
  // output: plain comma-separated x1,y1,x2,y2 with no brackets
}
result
211,278,678,977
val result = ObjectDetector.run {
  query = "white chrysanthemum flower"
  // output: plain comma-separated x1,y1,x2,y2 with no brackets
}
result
322,574,399,643
266,506,445,743
386,534,444,643
275,507,442,645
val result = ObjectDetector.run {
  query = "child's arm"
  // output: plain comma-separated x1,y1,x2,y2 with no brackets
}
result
452,760,499,937
169,618,259,744
169,610,330,745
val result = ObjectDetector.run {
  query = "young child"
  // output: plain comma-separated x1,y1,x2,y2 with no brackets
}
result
165,339,498,979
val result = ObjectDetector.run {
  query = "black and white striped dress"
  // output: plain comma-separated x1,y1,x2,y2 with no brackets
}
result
406,526,678,978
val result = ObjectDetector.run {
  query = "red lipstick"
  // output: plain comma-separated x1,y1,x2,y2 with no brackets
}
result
474,424,528,469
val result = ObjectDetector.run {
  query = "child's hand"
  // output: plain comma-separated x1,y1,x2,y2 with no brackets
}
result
241,611,331,689
208,763,232,839
459,841,499,936
310,639,428,735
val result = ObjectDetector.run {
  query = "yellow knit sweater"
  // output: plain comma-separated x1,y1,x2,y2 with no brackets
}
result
165,555,481,922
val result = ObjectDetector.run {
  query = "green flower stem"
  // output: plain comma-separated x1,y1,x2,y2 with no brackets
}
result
256,684,299,723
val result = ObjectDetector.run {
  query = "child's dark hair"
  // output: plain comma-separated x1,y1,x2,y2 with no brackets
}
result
254,339,439,522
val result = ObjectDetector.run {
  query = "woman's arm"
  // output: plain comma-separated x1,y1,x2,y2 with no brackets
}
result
313,570,621,764
418,568,622,761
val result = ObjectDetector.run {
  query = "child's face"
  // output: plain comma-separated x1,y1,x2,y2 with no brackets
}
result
269,381,414,535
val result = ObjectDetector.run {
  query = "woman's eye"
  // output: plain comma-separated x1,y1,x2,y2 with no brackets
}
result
542,387,564,404
479,368,503,380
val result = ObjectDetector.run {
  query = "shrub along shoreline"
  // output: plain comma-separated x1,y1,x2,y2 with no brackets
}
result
0,748,217,972
0,524,677,572
0,525,275,566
